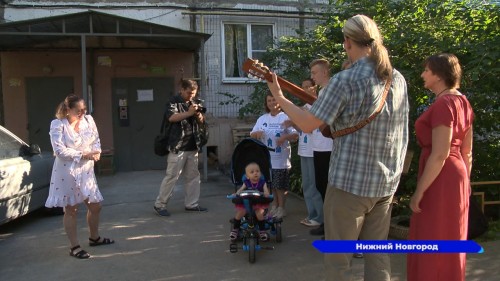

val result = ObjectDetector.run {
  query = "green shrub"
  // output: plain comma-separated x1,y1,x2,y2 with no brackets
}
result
239,0,500,215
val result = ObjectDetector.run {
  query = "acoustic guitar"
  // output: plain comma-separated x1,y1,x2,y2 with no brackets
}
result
241,58,332,138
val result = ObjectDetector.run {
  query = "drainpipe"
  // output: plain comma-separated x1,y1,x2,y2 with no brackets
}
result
199,15,208,181
200,37,208,181
81,34,88,103
188,9,208,181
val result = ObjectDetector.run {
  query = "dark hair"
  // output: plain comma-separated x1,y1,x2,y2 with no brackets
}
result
302,78,315,86
263,92,273,113
180,79,198,91
424,53,462,89
55,94,84,119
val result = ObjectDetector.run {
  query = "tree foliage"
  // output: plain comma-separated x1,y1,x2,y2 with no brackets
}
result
239,0,500,197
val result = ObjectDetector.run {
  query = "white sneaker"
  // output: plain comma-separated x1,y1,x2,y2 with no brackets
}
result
274,207,284,218
305,219,320,227
300,218,320,227
268,205,277,217
300,218,311,226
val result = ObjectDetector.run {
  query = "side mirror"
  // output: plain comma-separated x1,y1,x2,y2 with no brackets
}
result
20,144,41,156
29,144,41,155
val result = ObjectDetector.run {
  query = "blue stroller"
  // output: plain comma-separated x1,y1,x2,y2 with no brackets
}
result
228,138,283,263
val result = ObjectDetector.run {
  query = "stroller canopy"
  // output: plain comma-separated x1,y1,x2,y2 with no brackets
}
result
230,138,272,186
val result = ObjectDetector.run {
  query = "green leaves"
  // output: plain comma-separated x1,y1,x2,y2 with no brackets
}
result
240,0,499,193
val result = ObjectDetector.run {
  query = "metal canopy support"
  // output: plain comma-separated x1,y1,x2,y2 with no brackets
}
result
200,38,207,181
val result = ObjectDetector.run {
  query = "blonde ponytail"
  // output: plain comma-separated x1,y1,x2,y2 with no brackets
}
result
370,40,392,80
343,15,392,81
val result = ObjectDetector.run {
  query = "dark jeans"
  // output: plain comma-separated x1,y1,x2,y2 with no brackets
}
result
313,150,331,201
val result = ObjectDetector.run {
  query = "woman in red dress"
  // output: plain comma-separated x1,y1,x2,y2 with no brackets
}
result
407,53,474,281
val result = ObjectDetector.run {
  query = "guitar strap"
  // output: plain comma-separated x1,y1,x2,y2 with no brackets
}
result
332,79,392,138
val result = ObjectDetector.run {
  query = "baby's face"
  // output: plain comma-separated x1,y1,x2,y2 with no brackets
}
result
245,164,261,182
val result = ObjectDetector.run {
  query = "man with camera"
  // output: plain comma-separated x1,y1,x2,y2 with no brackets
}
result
154,79,209,217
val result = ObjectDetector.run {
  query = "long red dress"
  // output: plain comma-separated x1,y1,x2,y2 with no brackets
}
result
407,94,474,281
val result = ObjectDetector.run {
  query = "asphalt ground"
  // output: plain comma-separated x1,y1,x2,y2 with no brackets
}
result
0,168,498,281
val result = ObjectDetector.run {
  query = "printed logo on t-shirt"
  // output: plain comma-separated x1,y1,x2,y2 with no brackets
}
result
275,132,281,153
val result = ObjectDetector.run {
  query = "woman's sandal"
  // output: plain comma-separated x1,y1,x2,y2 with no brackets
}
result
69,245,90,259
89,236,115,247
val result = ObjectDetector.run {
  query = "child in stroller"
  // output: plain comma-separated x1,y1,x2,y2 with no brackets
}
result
228,138,283,263
230,162,272,242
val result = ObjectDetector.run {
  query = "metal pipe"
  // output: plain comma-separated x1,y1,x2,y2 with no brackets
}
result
200,38,208,181
81,34,87,103
182,10,322,19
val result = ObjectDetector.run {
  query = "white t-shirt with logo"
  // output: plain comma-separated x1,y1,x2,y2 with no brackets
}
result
297,104,313,157
312,88,333,152
251,112,298,169
311,128,333,152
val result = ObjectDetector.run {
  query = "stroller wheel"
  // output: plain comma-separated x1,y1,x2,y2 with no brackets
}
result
248,238,256,263
275,222,283,243
229,243,238,253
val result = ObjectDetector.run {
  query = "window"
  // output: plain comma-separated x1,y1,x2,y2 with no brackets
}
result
223,23,274,81
0,127,23,160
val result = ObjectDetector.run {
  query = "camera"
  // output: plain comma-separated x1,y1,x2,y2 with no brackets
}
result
188,98,207,114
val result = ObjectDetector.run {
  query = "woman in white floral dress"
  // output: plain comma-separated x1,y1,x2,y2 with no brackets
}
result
45,94,114,259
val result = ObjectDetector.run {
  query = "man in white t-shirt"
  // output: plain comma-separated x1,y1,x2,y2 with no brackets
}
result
309,59,333,236
294,78,324,227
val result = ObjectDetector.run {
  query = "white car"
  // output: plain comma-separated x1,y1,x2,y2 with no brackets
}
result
0,125,55,225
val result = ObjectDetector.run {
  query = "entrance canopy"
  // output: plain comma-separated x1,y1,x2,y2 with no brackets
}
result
0,10,211,102
0,10,211,51
0,10,212,179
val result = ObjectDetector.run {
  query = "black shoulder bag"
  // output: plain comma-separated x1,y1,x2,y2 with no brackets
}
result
153,112,170,156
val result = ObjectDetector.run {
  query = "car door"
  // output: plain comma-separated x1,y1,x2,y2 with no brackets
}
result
0,125,54,225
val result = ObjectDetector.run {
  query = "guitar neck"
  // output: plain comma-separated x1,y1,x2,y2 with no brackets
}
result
277,76,332,138
241,58,317,105
275,76,317,105
241,58,332,138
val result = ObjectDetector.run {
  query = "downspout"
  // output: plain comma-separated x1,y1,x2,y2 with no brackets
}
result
0,56,4,125
81,34,88,103
189,9,208,181
200,37,207,181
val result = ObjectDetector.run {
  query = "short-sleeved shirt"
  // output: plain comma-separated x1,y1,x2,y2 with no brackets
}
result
251,112,298,169
309,57,409,197
243,178,267,193
165,95,206,152
310,89,334,152
415,95,473,151
298,104,313,157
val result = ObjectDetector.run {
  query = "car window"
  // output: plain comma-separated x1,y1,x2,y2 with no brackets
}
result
0,128,23,160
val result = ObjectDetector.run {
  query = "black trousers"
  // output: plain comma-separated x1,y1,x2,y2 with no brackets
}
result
313,150,331,201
